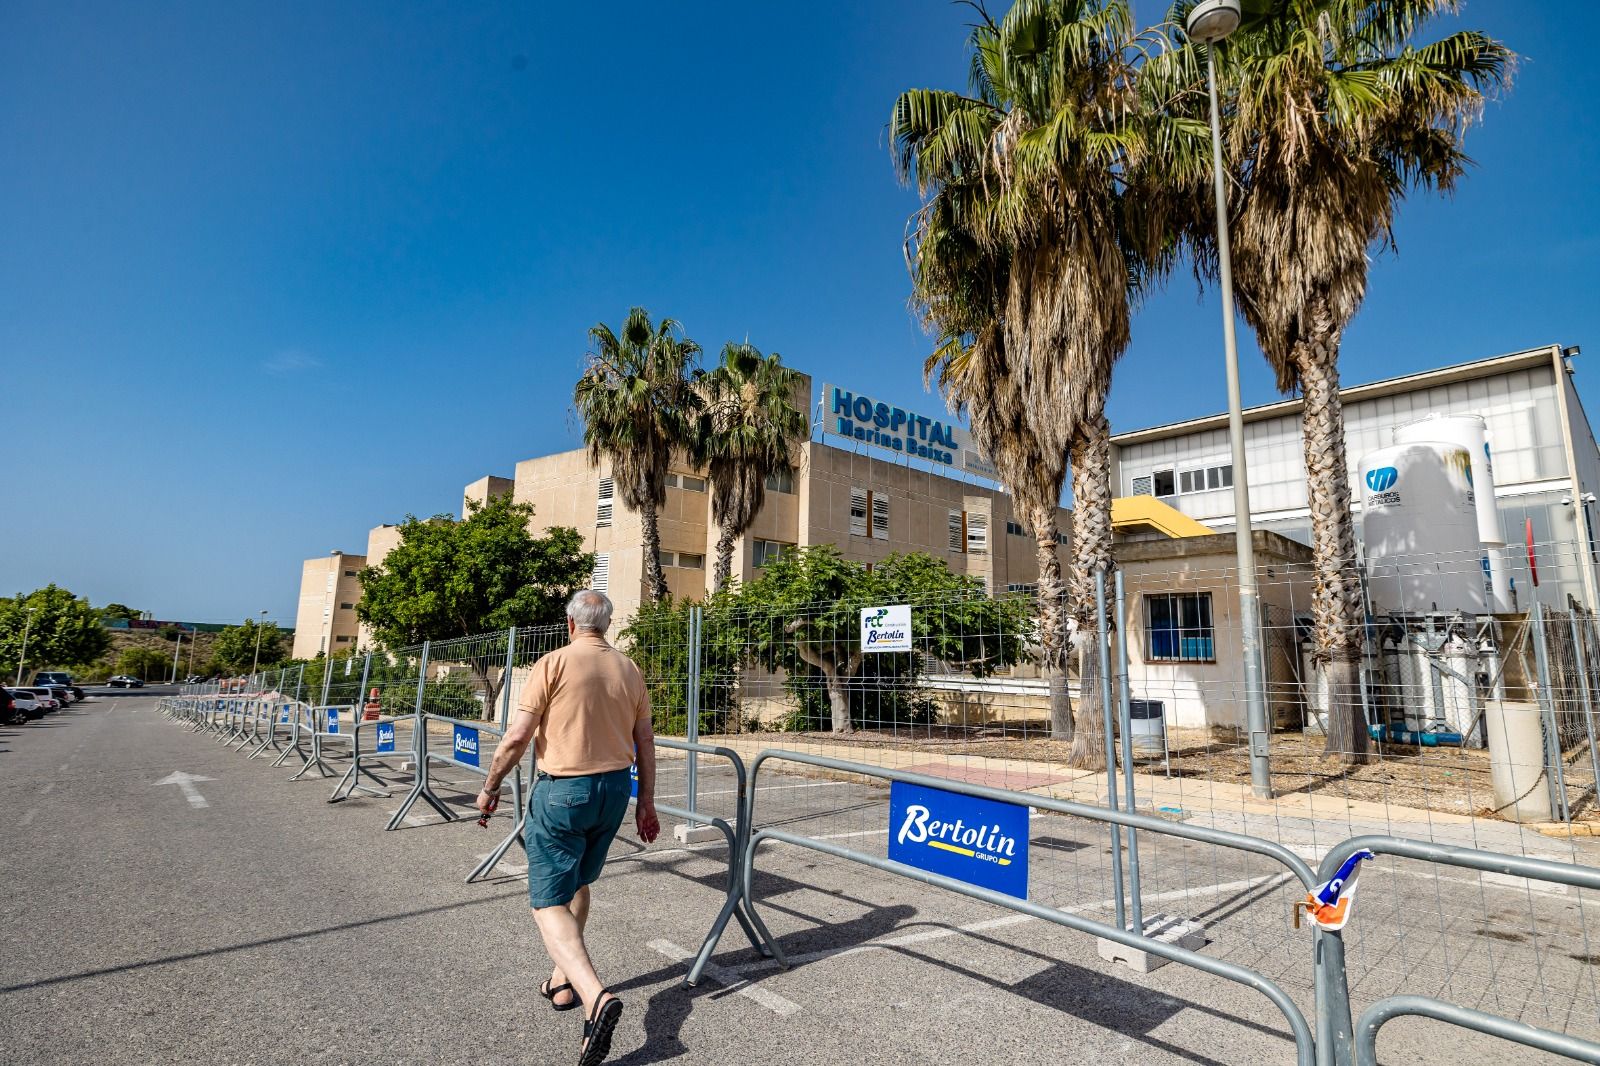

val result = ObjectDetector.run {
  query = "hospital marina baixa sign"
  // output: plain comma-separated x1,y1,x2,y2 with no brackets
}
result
822,384,997,480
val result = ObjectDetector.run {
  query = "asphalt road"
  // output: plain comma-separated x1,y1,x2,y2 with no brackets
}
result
0,695,1590,1064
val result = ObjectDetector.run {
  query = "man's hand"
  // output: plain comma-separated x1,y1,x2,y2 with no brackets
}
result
636,799,660,844
475,787,499,817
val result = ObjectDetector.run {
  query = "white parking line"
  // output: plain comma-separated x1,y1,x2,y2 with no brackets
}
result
648,939,802,1016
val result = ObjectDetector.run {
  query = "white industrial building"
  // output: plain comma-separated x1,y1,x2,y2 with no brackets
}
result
1110,345,1600,611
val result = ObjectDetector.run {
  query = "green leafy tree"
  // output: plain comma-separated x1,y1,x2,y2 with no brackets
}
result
700,343,809,590
1144,0,1512,763
0,586,112,678
733,546,1030,734
574,307,705,604
117,646,170,682
98,602,141,625
893,0,1155,767
355,495,593,708
620,593,743,736
209,619,284,674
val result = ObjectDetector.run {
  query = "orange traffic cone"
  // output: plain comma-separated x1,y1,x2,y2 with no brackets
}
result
362,687,382,721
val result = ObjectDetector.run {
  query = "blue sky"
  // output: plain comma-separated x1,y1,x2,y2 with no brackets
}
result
2,1,1597,625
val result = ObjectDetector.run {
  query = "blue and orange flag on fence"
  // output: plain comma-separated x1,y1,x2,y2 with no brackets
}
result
1305,850,1376,931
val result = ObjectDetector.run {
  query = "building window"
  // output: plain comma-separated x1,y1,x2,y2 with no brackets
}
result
1006,582,1038,595
1006,520,1028,537
339,603,354,611
1056,532,1068,546
851,488,888,540
334,635,352,643
765,466,795,494
661,551,704,570
590,553,610,594
949,510,987,554
343,570,357,577
1131,475,1153,497
596,478,614,526
1145,593,1215,662
1178,463,1233,494
966,512,988,555
666,473,706,492
752,539,792,568
1152,470,1176,498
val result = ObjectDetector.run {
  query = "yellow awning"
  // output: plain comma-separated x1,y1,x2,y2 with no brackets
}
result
1111,495,1215,539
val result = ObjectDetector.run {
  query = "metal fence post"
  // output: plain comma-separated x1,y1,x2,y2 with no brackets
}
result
1114,570,1143,934
1094,570,1127,931
1532,602,1571,822
1316,927,1355,1066
356,652,372,713
318,655,332,708
499,627,517,728
293,663,304,702
1567,612,1600,810
686,604,702,821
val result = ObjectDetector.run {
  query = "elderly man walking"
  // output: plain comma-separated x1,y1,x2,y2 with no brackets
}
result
478,589,659,1066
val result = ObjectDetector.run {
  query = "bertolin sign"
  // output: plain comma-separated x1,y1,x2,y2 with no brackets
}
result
888,780,1029,899
861,605,913,653
822,383,997,480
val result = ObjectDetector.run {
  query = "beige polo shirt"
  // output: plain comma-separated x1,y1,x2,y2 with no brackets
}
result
516,631,651,776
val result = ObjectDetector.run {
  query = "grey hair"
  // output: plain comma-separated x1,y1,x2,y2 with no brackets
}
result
566,589,614,634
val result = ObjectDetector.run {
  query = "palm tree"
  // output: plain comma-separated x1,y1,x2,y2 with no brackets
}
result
1148,0,1512,763
573,307,704,604
894,0,1147,768
701,343,809,591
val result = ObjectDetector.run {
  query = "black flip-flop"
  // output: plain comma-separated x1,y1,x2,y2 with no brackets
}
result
577,990,623,1066
540,978,579,1012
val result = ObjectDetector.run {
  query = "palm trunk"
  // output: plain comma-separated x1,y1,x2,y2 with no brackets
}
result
713,521,737,592
1067,412,1114,771
640,500,667,603
1029,503,1073,740
1295,316,1372,765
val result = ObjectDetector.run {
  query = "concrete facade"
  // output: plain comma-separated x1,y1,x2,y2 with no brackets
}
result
290,551,367,659
513,438,1071,624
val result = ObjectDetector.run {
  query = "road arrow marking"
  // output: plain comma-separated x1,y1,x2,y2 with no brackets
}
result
154,771,215,809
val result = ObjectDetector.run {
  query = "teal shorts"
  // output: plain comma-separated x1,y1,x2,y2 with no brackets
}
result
525,768,632,909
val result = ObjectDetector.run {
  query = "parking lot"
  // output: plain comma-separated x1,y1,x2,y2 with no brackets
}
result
0,694,1591,1064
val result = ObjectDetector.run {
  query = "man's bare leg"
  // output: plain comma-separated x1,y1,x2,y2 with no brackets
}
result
534,887,609,1010
544,886,590,1007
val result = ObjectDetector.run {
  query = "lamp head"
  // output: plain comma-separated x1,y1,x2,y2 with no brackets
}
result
1187,0,1242,43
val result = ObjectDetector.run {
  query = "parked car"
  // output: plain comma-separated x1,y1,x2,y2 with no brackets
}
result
25,688,61,712
1,687,23,725
107,675,145,688
33,672,84,700
37,683,75,705
5,689,43,721
183,675,206,684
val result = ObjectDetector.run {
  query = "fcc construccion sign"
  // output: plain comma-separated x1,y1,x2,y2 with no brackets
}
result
860,605,912,653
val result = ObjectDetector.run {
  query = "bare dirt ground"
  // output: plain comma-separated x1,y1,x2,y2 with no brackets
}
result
731,720,1599,823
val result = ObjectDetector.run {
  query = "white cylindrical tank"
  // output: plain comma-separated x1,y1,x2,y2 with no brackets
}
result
1360,442,1487,615
1481,544,1516,613
1394,414,1505,545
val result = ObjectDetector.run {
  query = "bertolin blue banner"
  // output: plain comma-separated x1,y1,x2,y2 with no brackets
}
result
375,722,395,754
888,780,1028,900
452,723,480,767
326,707,340,734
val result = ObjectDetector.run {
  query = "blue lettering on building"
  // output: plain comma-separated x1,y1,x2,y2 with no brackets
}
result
831,387,960,467
888,780,1029,900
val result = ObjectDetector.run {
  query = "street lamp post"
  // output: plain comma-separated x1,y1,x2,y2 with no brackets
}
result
250,610,269,681
14,607,37,687
1188,0,1273,800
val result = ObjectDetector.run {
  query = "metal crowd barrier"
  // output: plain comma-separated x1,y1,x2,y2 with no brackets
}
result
739,748,1319,1066
289,705,357,781
1319,836,1600,1066
329,713,416,804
